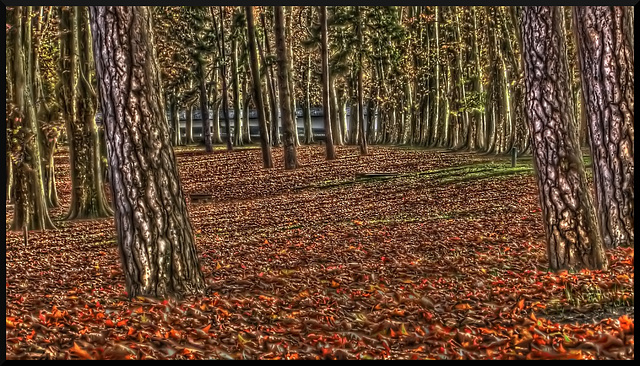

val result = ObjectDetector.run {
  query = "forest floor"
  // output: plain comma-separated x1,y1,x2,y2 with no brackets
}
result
5,145,634,360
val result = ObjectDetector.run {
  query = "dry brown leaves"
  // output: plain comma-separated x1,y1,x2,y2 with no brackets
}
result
5,146,634,360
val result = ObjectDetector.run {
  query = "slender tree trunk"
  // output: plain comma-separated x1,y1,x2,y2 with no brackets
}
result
186,104,194,144
210,70,222,144
64,6,113,220
330,74,342,145
574,6,634,248
169,92,182,146
285,7,300,148
9,6,55,231
215,7,233,151
520,6,607,270
232,36,243,146
242,67,252,144
355,7,368,154
303,52,314,144
246,6,273,168
199,61,213,152
320,6,335,160
274,6,299,169
89,6,205,298
430,7,441,148
469,6,483,151
261,12,281,147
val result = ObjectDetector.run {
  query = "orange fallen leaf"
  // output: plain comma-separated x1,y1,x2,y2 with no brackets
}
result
455,303,472,311
70,342,93,360
202,324,211,333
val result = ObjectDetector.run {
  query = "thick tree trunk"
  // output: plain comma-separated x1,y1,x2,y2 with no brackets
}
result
520,6,607,271
9,6,55,231
89,6,205,298
574,6,634,248
320,6,335,160
245,6,273,169
274,6,299,170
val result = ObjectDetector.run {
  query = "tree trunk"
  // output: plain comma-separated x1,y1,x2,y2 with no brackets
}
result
232,36,243,147
89,6,205,298
64,6,113,220
520,6,607,271
169,92,181,146
216,7,233,151
303,52,314,144
274,6,299,169
186,104,194,144
9,6,55,231
199,61,213,152
356,7,368,155
320,6,335,160
330,73,342,145
574,6,634,248
246,6,273,169
242,68,252,144
285,7,300,148
260,12,281,147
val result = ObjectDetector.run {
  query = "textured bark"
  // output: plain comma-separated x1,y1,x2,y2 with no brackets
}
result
574,6,634,248
320,6,335,160
274,6,299,170
9,6,55,231
520,6,607,270
89,6,205,298
246,6,273,169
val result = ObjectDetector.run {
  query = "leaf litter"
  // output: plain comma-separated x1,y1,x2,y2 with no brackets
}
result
5,146,633,360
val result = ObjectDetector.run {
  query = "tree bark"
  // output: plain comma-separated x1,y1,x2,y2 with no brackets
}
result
274,6,299,169
246,6,273,169
520,6,607,270
89,6,205,298
574,6,634,248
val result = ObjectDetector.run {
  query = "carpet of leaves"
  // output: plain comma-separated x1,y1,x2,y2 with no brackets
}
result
5,146,634,360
